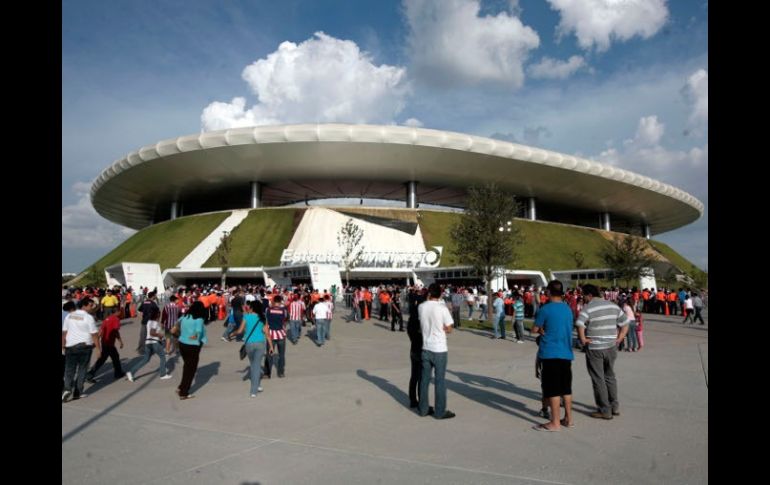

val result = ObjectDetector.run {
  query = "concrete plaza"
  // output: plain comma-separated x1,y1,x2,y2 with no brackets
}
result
62,308,708,484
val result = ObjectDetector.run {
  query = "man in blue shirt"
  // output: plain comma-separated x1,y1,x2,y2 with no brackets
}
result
531,280,574,431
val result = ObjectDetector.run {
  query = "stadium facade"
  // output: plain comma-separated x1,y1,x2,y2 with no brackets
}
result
90,124,703,291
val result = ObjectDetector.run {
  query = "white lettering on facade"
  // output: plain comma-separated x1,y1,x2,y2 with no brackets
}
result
280,246,443,269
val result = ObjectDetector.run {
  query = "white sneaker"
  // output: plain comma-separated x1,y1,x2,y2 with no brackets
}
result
62,390,71,402
517,340,524,344
221,337,229,342
250,394,257,398
126,372,134,382
160,374,173,380
258,386,264,392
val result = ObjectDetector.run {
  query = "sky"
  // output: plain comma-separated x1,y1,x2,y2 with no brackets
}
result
62,0,708,273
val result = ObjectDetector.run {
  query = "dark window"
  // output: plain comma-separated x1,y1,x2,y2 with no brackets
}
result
588,273,596,280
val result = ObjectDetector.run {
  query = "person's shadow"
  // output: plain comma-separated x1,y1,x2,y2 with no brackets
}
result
190,361,220,394
356,369,411,408
447,369,595,414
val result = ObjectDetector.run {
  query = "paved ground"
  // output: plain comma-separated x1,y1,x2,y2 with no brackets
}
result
62,308,708,484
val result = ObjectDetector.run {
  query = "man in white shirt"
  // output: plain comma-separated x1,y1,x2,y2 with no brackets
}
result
62,298,101,402
418,283,455,420
312,297,331,346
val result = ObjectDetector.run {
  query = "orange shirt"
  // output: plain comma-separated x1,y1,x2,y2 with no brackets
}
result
667,292,677,302
379,292,391,304
656,291,665,301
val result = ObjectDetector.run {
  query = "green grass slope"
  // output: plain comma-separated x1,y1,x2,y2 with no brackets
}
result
418,211,701,278
74,212,230,286
203,208,298,267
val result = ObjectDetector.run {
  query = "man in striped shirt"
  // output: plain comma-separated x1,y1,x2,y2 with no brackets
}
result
575,284,630,420
161,295,182,355
288,295,306,344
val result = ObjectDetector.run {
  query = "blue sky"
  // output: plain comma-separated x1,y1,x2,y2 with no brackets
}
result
62,0,708,273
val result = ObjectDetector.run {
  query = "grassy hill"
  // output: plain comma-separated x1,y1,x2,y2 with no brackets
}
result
418,211,700,278
72,208,703,287
202,208,299,267
72,212,230,286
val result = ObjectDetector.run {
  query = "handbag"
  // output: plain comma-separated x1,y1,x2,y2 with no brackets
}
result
238,318,260,360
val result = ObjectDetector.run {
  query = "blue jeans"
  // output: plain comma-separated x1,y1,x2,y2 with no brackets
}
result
316,319,329,345
419,350,448,418
494,314,505,338
349,304,360,321
467,304,474,319
129,342,167,377
478,304,487,321
222,322,236,340
289,320,302,342
246,342,266,394
625,322,638,350
64,344,94,395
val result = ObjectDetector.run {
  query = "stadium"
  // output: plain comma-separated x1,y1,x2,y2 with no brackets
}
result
85,124,704,291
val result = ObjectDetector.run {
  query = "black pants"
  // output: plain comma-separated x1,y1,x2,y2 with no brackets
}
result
178,342,201,397
693,307,705,324
380,303,390,320
87,345,124,378
408,326,423,406
391,311,403,331
263,339,286,376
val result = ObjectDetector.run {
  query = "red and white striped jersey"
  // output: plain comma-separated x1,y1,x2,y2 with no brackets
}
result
289,300,306,320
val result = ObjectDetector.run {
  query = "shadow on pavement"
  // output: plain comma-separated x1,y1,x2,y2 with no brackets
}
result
356,369,411,408
447,370,595,415
190,361,221,394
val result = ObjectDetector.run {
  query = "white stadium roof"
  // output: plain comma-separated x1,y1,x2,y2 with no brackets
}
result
91,124,703,234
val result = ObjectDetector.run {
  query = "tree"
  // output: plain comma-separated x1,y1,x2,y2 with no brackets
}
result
337,218,365,287
215,230,233,288
601,234,655,288
572,250,585,288
450,183,523,320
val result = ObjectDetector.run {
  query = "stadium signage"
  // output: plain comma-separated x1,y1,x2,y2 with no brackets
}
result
280,246,443,269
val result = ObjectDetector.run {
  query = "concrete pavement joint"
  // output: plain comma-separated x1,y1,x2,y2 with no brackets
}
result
65,405,573,484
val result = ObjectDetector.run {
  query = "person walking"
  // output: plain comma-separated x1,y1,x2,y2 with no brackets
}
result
233,300,273,397
176,301,208,400
125,306,172,382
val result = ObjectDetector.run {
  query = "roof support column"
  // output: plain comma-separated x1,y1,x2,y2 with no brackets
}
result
601,212,611,231
406,181,418,209
527,197,537,221
643,224,651,239
170,201,178,220
250,181,261,209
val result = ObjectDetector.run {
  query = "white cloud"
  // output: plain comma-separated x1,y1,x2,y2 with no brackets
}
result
598,116,707,182
201,32,409,131
62,181,136,249
631,115,664,146
404,0,540,88
403,117,423,127
682,68,708,135
528,55,586,79
547,0,668,52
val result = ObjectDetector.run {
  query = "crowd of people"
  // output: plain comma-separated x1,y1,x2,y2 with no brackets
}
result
62,279,706,429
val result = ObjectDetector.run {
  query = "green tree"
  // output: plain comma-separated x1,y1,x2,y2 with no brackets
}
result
337,218,365,287
215,230,233,288
450,183,523,320
601,234,655,288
